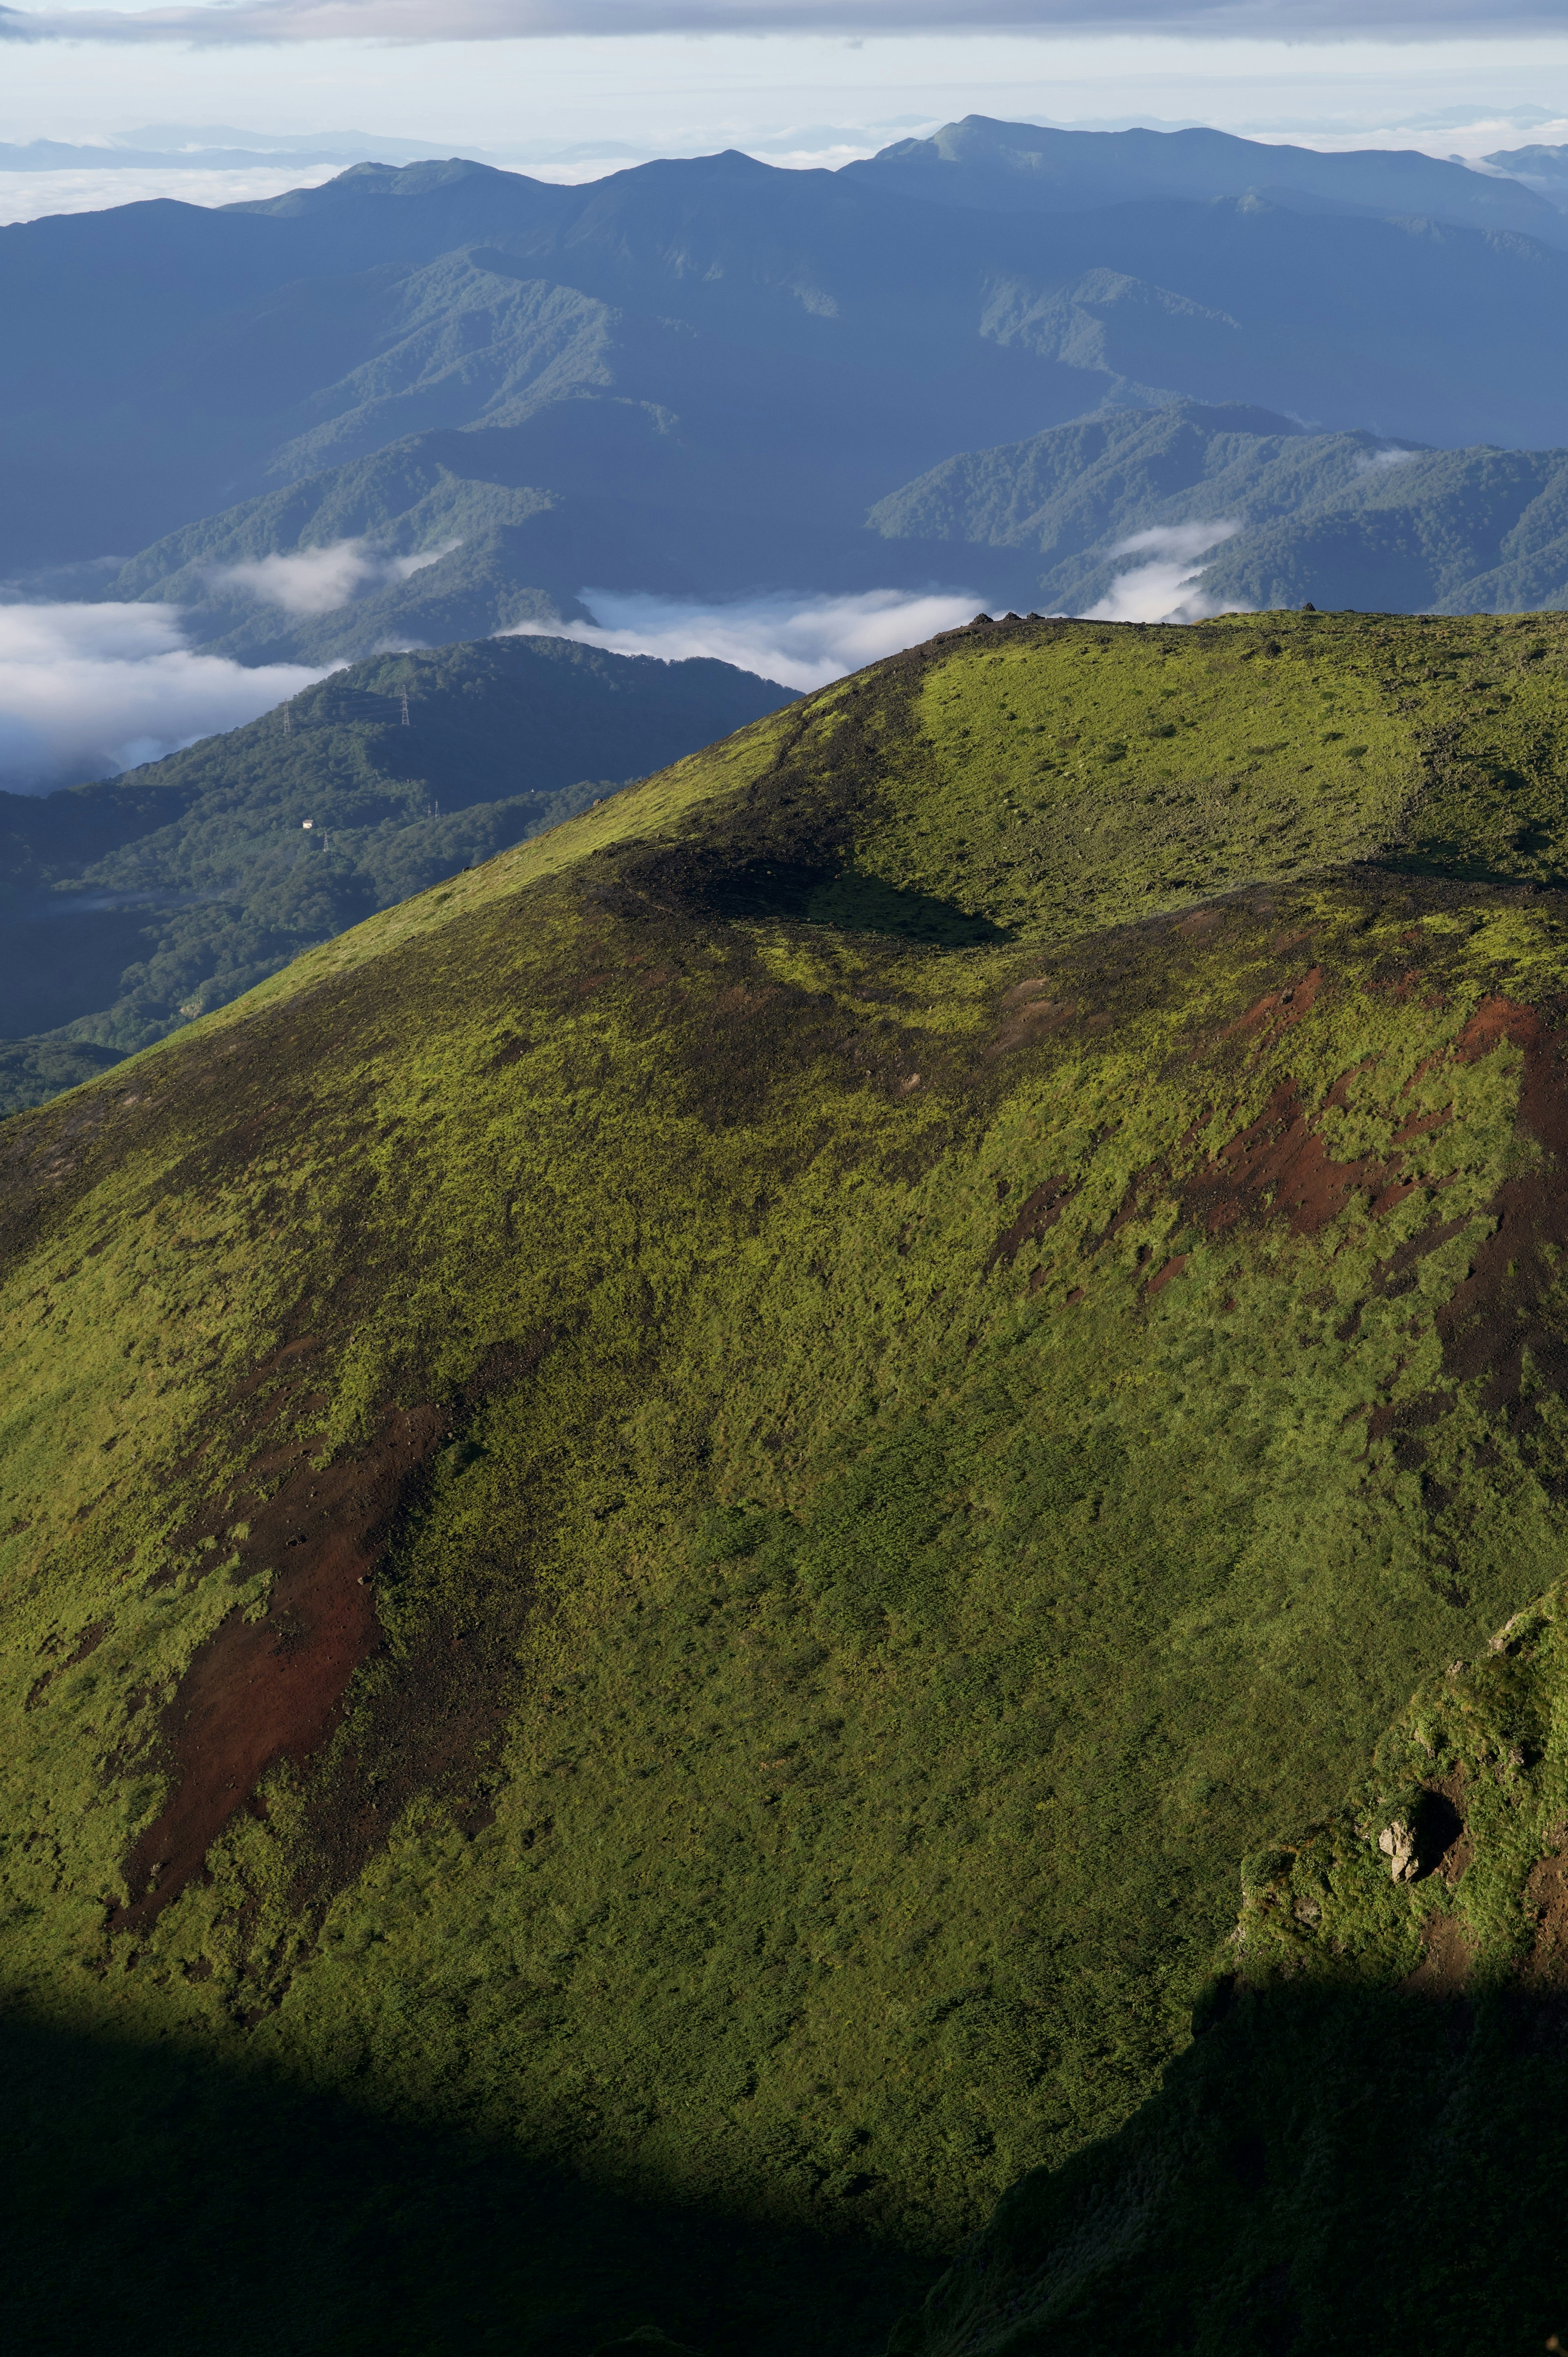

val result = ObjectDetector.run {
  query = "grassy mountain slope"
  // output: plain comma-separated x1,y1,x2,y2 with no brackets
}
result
873,400,1568,619
899,1587,1568,2354
0,633,793,1114
3,610,1568,2352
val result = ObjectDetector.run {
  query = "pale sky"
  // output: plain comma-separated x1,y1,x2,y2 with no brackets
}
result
3,17,1568,169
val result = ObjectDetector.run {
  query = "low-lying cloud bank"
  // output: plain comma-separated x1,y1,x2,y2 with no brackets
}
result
0,564,1262,801
508,586,983,691
203,537,456,616
0,603,329,794
1084,521,1248,625
0,586,973,795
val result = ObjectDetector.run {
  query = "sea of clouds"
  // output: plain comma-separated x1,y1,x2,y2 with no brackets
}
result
509,586,985,691
0,546,1269,797
0,580,983,792
0,602,329,794
203,537,457,615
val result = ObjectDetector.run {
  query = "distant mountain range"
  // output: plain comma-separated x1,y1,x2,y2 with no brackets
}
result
846,116,1568,242
1482,142,1568,196
10,128,1568,615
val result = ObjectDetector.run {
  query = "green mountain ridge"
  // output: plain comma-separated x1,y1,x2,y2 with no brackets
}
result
872,399,1568,619
117,400,1568,681
0,633,795,1115
2,607,1567,2352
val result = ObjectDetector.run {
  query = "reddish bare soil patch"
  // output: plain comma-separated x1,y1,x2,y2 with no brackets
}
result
1434,999,1568,1427
1180,1076,1392,1241
112,1400,445,1932
990,980,1076,1058
1221,966,1323,1051
1521,1834,1568,1990
1402,1910,1477,1999
988,1175,1074,1268
1145,1254,1188,1298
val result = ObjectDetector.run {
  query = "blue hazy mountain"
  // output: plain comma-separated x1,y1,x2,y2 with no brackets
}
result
9,145,1568,597
1482,142,1568,198
846,115,1568,241
869,401,1568,617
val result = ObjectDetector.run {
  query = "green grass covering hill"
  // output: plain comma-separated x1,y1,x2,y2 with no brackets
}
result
3,609,1568,2353
0,633,794,1116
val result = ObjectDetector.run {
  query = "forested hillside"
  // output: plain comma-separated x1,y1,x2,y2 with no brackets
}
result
0,634,793,1114
872,400,1568,618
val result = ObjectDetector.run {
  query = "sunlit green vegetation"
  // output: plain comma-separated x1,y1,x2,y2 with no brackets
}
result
3,611,1567,2353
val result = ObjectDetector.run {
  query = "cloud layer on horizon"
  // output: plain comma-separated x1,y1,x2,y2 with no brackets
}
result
510,587,983,691
3,0,1566,45
0,602,329,793
0,587,972,797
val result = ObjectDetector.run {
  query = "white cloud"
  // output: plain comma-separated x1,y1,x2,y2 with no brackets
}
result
1082,520,1249,624
507,586,983,689
0,602,330,792
0,160,342,224
203,535,457,615
1,2,1564,45
1355,445,1419,472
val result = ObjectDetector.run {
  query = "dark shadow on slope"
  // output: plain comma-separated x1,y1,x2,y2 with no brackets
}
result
889,1978,1568,2357
0,1038,125,1120
1383,830,1568,893
708,861,1011,947
0,2014,931,2357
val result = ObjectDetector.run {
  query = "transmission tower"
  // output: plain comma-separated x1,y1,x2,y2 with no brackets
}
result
283,702,293,738
401,688,410,727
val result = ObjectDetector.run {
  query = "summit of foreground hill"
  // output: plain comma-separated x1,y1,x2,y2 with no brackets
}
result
3,609,1568,2354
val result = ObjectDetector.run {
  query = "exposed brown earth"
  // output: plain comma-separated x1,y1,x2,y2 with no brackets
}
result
111,1397,446,1932
988,1174,1075,1269
1402,1909,1477,2000
1522,1834,1568,1989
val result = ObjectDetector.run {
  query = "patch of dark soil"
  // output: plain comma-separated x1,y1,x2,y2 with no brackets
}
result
1433,999,1568,1438
1179,1074,1394,1241
295,1545,530,1919
989,980,1080,1059
111,1321,561,1940
1145,1253,1188,1297
111,1400,447,1933
987,1175,1074,1269
1366,1386,1454,1457
1221,966,1324,1052
1402,1910,1477,2000
1521,1831,1568,1989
